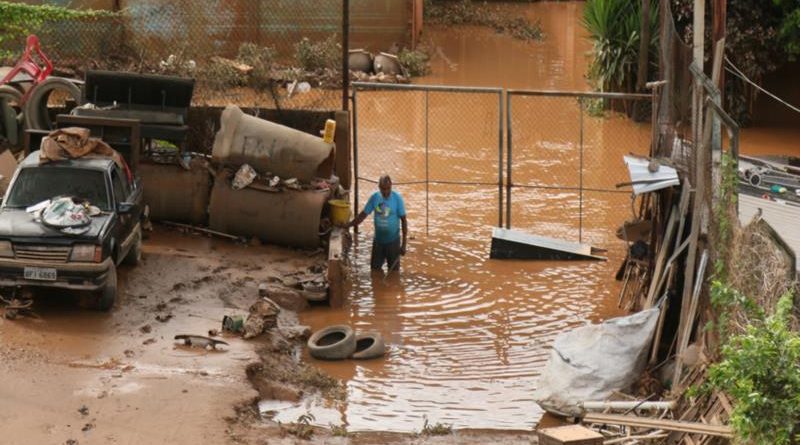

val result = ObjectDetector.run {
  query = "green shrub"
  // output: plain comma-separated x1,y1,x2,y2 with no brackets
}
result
398,49,430,77
582,0,658,92
424,0,542,42
708,292,800,445
294,35,341,72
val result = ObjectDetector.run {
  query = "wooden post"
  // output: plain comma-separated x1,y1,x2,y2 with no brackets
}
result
334,110,351,190
637,0,651,91
657,0,674,156
712,0,727,100
328,228,345,308
342,0,350,111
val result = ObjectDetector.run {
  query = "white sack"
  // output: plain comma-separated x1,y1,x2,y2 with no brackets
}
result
532,307,661,416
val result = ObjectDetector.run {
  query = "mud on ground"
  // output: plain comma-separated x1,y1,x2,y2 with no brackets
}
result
0,227,538,444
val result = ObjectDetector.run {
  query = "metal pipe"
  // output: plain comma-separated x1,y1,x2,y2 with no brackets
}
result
351,90,359,234
580,401,677,411
506,89,650,100
425,90,430,236
506,92,513,229
342,0,350,111
578,97,584,243
352,82,502,94
498,91,504,228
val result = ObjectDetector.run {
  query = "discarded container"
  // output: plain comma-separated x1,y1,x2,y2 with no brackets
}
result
139,159,212,226
328,199,350,226
348,49,373,73
232,163,257,190
373,52,403,76
222,315,244,333
771,184,787,194
322,119,336,144
212,106,334,182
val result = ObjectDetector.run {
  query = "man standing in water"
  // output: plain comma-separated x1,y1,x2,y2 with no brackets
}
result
346,175,408,272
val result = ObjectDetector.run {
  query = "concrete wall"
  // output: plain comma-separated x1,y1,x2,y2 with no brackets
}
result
18,0,411,57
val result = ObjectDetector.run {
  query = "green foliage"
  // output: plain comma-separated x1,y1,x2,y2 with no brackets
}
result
0,1,116,60
294,35,341,72
710,280,764,341
424,0,543,41
398,48,430,77
774,0,800,59
419,416,453,436
708,291,800,445
714,152,739,277
284,412,316,440
329,423,349,437
237,42,277,89
582,0,658,92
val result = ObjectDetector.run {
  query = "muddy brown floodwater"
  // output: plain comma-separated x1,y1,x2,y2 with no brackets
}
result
282,1,650,433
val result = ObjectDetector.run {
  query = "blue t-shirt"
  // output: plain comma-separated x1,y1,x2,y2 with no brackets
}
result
363,191,406,244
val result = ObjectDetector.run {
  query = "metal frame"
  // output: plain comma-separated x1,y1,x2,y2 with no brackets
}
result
351,82,504,234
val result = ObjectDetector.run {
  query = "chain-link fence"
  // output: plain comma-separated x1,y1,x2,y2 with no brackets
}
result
352,85,653,247
352,83,503,241
506,91,652,246
1,0,349,111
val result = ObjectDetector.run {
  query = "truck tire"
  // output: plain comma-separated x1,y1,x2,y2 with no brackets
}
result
307,325,356,360
123,227,143,266
0,85,23,146
94,264,117,311
23,77,82,130
351,332,386,360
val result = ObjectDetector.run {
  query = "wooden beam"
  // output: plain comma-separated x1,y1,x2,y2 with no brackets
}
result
582,413,732,438
327,227,345,308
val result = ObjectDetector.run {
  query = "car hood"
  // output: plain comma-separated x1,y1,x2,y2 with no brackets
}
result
0,209,112,241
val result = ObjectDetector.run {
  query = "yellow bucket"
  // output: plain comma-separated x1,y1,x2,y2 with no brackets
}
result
328,199,351,226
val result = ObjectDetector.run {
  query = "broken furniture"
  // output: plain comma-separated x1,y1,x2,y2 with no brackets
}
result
72,70,194,150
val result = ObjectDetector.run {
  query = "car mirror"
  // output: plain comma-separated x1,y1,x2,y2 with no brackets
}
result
117,202,134,214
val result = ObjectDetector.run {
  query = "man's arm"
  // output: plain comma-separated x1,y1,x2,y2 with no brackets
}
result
346,211,368,229
400,215,408,255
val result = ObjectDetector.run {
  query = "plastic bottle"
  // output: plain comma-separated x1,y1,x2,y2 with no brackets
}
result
323,119,336,144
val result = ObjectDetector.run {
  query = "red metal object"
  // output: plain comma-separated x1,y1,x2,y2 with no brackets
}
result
1,35,54,102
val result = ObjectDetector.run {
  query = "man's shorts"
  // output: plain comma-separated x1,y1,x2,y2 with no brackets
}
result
371,238,401,271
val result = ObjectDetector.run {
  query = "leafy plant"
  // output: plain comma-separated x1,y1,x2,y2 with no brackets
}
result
398,48,430,77
424,0,543,41
582,0,658,92
294,35,341,72
707,291,800,445
419,416,453,436
329,422,349,437
0,1,117,61
284,412,316,440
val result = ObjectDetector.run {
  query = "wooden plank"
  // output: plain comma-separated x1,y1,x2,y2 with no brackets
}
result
327,227,345,308
581,413,732,438
646,202,680,308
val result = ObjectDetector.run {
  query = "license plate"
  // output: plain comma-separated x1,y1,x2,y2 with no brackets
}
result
24,267,57,281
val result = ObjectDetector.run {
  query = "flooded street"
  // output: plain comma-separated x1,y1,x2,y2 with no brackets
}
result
296,1,650,432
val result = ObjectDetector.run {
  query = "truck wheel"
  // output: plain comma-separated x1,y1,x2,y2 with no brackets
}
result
124,227,143,266
94,264,117,311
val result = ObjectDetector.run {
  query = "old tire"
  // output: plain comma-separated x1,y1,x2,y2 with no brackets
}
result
307,325,356,360
0,85,23,146
351,332,385,360
23,77,82,130
123,227,143,266
94,264,117,311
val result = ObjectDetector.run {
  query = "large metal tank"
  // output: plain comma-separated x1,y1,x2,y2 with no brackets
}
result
208,173,329,248
212,106,334,182
139,159,212,225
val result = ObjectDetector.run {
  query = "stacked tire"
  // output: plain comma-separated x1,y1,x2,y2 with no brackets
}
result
307,325,385,360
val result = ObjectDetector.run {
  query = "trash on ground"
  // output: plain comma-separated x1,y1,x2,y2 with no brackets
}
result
174,334,229,350
232,163,257,190
222,314,245,333
532,307,661,416
243,298,280,339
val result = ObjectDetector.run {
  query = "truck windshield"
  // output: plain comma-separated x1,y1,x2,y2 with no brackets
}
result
4,168,110,211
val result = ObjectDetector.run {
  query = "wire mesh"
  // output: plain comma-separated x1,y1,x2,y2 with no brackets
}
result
352,85,502,238
1,0,346,111
507,92,651,243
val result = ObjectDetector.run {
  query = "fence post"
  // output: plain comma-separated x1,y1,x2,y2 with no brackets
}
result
352,89,359,234
498,91,504,228
578,97,584,243
425,89,430,236
506,93,513,229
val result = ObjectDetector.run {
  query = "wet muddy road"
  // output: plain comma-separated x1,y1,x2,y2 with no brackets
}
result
295,1,650,433
0,229,316,445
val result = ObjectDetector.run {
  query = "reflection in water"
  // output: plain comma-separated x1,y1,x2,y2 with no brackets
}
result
295,1,650,433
